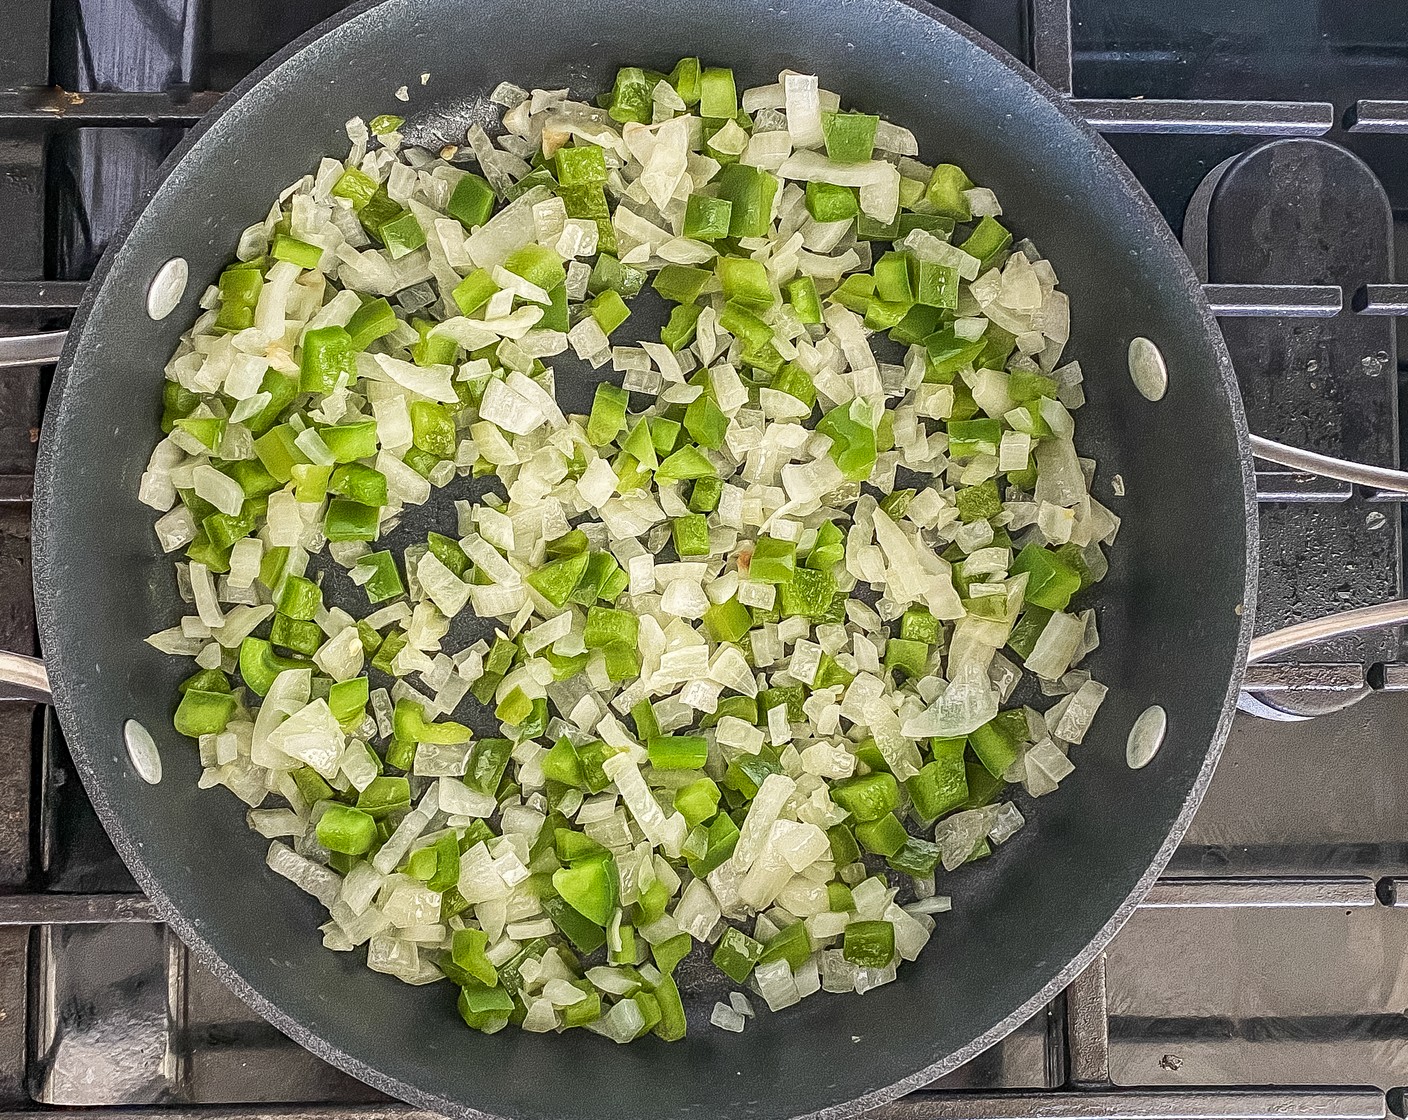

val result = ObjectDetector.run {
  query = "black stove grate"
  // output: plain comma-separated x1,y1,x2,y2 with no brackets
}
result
3,0,1408,1115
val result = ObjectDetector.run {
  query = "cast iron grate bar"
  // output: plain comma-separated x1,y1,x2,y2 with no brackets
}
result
1244,662,1365,691
1255,472,1353,502
1345,101,1408,134
0,282,86,311
0,1089,1386,1120
1254,476,1407,503
0,88,1336,138
0,89,221,125
0,893,156,925
1068,99,1334,135
1353,285,1408,315
1374,664,1408,692
1203,284,1341,317
0,282,1350,317
1027,0,1074,95
1141,877,1379,908
0,877,1377,928
1370,880,1408,906
878,1089,1387,1120
1063,957,1110,1086
0,476,32,504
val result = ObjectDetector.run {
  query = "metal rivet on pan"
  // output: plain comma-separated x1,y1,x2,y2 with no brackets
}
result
1127,337,1168,401
146,257,189,321
124,719,163,785
1126,705,1167,770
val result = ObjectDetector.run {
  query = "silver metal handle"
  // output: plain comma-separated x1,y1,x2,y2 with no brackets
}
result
0,651,51,703
0,331,68,369
0,333,62,696
1248,435,1408,663
0,331,62,699
1250,434,1408,493
1249,600,1408,664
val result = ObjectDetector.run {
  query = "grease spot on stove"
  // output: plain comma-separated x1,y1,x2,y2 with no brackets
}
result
1360,350,1390,377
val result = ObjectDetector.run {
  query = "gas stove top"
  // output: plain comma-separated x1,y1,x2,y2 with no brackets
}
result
1,0,1407,1115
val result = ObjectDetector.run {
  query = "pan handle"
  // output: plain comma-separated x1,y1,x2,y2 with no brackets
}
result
0,331,68,369
1250,434,1408,493
0,651,51,703
0,332,64,698
1247,434,1408,664
1249,600,1408,664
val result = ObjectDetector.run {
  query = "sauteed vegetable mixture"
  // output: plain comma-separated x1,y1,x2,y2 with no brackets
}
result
139,60,1116,1041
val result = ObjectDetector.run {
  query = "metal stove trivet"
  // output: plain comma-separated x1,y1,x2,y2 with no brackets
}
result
2,0,1408,1116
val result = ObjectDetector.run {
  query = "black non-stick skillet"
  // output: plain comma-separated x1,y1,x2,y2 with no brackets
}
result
0,2,1404,1119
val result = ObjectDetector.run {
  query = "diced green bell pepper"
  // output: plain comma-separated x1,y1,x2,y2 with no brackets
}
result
669,56,702,106
831,772,900,822
961,216,1013,265
821,111,878,163
320,419,379,463
648,736,708,770
671,513,711,558
716,164,778,238
969,709,1029,778
271,234,323,270
328,677,369,728
925,164,974,221
758,920,811,970
718,256,774,310
343,553,398,611
817,398,878,481
686,812,740,878
448,171,496,228
699,66,737,119
589,289,631,336
238,637,307,697
173,688,237,737
674,777,721,828
608,66,653,124
702,596,751,643
749,536,796,584
713,926,764,983
889,837,943,877
1012,544,1082,610
684,193,733,240
661,302,704,351
324,498,381,542
299,325,356,393
316,804,377,855
270,613,323,656
804,180,858,222
785,275,823,325
855,812,909,857
551,853,618,927
843,919,895,968
777,565,836,621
